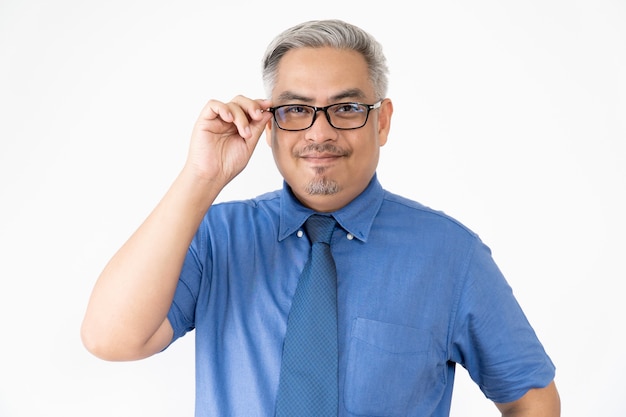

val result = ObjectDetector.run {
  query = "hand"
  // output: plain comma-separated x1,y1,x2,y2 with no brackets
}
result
184,95,273,185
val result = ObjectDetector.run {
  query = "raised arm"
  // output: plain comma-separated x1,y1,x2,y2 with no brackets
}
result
81,96,273,361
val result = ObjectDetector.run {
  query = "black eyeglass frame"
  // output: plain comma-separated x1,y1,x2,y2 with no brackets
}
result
267,100,383,131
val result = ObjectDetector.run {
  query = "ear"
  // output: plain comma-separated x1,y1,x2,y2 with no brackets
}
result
265,119,273,146
377,98,393,147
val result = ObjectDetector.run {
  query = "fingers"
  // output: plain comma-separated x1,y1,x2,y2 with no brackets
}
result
199,96,273,140
231,95,273,140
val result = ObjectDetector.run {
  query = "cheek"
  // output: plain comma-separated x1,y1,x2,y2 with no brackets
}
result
269,132,295,177
269,129,283,157
350,138,380,166
356,148,380,176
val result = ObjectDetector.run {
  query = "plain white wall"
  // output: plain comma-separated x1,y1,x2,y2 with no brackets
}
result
1,1,624,416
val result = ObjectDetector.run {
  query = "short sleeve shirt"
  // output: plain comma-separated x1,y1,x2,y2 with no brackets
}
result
167,175,555,416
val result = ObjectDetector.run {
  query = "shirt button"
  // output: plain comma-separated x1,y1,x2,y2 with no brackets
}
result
346,233,354,240
297,230,304,238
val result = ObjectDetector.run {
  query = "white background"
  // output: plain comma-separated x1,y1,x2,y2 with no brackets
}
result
1,1,624,416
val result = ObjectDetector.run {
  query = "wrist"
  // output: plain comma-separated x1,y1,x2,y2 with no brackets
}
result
174,165,226,212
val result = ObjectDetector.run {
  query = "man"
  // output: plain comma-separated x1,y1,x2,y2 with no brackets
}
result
82,19,560,416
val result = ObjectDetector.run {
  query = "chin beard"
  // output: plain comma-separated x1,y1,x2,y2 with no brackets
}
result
305,175,340,195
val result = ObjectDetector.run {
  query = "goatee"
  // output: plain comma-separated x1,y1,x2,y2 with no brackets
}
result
305,172,340,195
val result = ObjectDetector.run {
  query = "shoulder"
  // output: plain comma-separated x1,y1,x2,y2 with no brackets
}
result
192,190,282,244
380,190,479,240
208,189,281,217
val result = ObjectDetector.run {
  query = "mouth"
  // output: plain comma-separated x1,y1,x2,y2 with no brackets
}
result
299,154,344,171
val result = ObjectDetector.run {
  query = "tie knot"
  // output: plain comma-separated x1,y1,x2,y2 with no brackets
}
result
304,214,336,244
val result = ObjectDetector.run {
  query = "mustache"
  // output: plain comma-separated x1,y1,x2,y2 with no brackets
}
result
293,143,350,157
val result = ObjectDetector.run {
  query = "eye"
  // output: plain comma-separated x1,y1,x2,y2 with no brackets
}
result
333,103,364,114
282,105,313,115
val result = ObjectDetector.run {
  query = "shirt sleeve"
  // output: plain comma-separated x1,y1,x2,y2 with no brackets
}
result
449,238,556,403
166,226,209,344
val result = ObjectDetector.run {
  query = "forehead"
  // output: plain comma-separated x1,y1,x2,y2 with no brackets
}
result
273,46,375,102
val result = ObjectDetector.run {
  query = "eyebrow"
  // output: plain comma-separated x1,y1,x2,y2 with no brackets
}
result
276,88,368,104
331,88,368,102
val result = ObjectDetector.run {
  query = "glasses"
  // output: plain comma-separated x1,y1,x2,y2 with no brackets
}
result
267,101,382,131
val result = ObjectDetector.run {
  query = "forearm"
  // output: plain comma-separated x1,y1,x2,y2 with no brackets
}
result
81,168,224,360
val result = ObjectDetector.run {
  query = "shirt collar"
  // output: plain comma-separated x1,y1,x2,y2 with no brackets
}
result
278,174,384,242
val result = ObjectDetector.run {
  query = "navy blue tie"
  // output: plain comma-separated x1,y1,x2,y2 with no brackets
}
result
275,214,338,417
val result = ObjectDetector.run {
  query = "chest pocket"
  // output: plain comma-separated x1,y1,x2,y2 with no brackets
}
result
343,318,445,416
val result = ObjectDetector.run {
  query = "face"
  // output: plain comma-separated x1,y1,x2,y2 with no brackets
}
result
265,47,393,212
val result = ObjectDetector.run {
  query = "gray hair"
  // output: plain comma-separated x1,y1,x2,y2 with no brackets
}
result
262,19,389,100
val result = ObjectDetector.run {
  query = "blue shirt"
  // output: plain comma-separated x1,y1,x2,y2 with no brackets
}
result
167,174,555,416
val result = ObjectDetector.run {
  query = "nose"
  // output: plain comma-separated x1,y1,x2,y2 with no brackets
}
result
305,110,338,142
